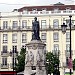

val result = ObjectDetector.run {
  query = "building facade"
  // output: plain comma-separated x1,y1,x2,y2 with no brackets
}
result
0,2,75,75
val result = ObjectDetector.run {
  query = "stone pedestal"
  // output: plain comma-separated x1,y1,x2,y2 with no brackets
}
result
24,40,47,75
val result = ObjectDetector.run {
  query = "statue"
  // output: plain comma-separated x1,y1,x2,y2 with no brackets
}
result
25,51,29,65
36,51,42,70
29,51,34,65
32,17,40,40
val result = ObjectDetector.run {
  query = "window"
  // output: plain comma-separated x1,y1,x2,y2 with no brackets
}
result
3,21,8,29
12,45,17,53
54,8,59,12
41,33,46,42
12,21,18,29
3,34,8,43
54,44,59,50
41,20,46,29
22,20,27,28
53,19,59,28
22,45,26,49
42,8,46,11
66,32,70,42
32,8,37,11
12,57,17,66
12,33,17,43
66,57,68,66
2,46,7,53
66,19,74,27
22,33,27,43
66,44,70,52
2,57,7,65
53,32,59,41
22,9,28,14
53,44,59,55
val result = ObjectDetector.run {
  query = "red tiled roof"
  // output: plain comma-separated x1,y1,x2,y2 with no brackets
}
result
18,5,75,12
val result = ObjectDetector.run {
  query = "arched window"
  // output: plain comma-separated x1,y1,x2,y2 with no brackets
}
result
53,19,59,28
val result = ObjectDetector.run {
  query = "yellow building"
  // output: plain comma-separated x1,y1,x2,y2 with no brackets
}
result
0,2,75,75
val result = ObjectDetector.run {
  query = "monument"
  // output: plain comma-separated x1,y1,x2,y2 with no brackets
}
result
24,17,47,75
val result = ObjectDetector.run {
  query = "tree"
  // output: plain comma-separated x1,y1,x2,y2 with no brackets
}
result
15,48,26,72
46,52,60,75
73,59,75,70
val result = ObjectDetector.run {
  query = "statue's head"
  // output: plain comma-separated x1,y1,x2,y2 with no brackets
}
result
34,17,37,21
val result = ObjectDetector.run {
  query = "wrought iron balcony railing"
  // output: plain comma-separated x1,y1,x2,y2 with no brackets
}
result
1,64,9,69
10,50,18,57
1,51,9,57
65,50,73,57
0,25,75,32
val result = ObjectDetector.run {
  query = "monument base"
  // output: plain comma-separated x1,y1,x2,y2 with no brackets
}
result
24,40,47,75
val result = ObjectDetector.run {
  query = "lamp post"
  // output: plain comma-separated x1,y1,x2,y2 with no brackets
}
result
61,15,72,75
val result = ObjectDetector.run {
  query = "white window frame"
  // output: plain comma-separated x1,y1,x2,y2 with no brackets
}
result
22,45,26,49
41,20,46,29
12,45,17,53
66,32,70,42
66,44,70,52
53,32,59,42
3,34,8,43
3,21,8,29
22,20,27,28
22,33,27,43
12,21,18,29
53,19,59,28
2,57,7,65
41,33,46,43
54,44,59,50
2,45,7,53
12,33,17,43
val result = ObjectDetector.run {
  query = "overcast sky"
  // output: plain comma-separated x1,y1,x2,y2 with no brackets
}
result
0,0,74,12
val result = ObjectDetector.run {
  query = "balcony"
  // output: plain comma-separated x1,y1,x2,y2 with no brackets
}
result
52,50,60,55
0,25,75,32
63,10,72,13
1,51,9,57
40,11,49,14
30,11,38,14
0,26,32,32
10,63,16,69
1,64,9,69
10,50,18,57
51,10,61,13
65,50,73,57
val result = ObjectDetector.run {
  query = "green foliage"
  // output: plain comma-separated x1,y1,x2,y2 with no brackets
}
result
15,48,26,72
46,52,59,74
73,59,75,70
15,48,59,74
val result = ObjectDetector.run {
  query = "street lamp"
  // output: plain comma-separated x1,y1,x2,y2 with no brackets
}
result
61,15,72,75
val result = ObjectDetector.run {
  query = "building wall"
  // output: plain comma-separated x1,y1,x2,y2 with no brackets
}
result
0,10,75,74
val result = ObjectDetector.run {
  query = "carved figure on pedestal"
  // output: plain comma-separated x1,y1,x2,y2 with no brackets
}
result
36,51,43,70
42,49,46,65
29,51,34,65
25,51,29,65
32,17,40,40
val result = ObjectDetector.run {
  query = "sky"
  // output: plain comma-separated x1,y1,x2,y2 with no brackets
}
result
0,0,74,12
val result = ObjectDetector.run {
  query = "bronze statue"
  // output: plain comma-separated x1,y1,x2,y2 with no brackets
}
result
32,17,40,40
